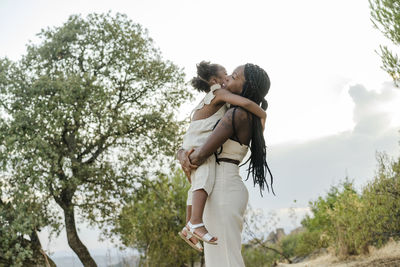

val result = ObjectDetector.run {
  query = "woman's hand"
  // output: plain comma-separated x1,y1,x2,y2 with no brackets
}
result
177,148,198,183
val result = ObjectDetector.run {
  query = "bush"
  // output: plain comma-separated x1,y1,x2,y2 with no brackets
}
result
300,180,355,253
287,231,325,257
242,243,279,267
114,170,201,267
327,185,367,256
280,233,300,258
299,152,400,258
360,153,400,247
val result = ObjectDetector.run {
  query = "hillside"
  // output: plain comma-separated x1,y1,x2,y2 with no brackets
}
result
277,240,400,267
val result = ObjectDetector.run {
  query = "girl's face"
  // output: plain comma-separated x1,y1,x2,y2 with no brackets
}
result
223,65,245,95
210,65,228,86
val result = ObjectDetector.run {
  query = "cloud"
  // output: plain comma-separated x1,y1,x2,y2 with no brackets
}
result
349,82,397,135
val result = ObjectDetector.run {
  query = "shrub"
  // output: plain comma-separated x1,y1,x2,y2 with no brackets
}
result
360,153,400,247
242,243,279,267
299,152,400,258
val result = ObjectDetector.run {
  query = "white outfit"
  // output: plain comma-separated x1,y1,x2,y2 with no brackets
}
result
182,84,227,205
203,139,249,267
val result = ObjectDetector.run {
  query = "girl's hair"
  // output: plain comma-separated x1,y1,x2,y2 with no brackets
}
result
191,61,221,93
234,63,274,196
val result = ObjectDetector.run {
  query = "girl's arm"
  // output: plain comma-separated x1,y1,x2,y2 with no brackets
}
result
214,89,266,120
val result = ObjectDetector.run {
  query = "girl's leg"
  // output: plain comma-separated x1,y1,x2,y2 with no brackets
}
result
189,189,217,242
183,205,201,245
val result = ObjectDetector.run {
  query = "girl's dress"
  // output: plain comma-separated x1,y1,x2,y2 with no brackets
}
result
182,84,227,204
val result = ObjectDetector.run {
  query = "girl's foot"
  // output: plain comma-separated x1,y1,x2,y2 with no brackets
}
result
179,227,203,252
187,221,218,244
182,227,201,245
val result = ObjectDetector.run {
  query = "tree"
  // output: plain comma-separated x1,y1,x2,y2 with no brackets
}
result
114,170,202,267
370,0,400,86
0,12,191,266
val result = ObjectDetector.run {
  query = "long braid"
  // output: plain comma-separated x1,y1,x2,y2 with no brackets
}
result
239,63,274,196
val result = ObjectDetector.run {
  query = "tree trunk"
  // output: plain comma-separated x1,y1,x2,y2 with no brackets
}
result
63,205,97,267
30,230,57,267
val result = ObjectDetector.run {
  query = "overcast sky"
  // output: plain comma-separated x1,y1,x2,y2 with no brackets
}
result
1,0,400,258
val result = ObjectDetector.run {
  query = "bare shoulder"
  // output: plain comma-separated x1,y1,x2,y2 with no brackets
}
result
222,107,251,127
231,107,251,122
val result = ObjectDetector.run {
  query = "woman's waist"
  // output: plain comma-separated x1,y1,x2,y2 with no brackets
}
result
217,152,246,162
215,161,241,178
218,157,240,165
213,162,246,190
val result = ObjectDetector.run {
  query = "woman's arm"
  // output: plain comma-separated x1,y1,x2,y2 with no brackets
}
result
189,108,249,166
214,89,266,120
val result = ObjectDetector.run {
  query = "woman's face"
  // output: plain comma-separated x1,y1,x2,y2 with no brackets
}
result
223,65,245,95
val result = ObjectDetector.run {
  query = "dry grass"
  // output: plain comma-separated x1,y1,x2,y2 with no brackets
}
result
277,239,400,267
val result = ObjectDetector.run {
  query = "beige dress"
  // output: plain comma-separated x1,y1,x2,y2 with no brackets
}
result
182,84,227,205
203,139,249,267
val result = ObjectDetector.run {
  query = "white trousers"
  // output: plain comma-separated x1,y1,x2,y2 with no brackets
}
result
203,162,249,267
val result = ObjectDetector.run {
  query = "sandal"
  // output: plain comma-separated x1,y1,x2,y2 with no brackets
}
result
187,221,218,245
178,226,203,252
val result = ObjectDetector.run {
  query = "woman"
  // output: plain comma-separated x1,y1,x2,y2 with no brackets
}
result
178,63,273,266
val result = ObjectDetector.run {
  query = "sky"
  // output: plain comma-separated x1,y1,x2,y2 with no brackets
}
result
1,0,400,260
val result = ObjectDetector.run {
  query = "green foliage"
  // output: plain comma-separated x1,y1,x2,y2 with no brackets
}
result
300,180,355,254
0,12,192,264
299,153,400,258
300,180,367,257
0,199,34,266
291,231,323,257
0,10,191,223
0,186,56,266
242,152,400,263
242,150,400,264
327,184,366,256
114,170,201,267
280,233,301,258
369,0,400,86
242,243,279,267
360,153,400,247
302,180,354,233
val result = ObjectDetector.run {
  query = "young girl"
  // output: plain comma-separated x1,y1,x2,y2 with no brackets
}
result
178,61,266,252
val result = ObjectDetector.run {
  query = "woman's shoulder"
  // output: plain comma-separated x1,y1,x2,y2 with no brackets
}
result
224,106,252,122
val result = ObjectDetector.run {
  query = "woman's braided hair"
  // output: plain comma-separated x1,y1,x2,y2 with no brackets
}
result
234,63,274,195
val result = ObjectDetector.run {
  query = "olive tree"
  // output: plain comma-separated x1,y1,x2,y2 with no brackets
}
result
370,0,400,86
0,12,191,266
